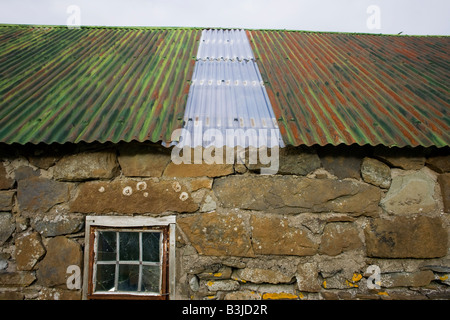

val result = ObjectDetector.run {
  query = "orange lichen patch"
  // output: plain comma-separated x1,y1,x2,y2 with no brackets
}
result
262,292,299,300
346,273,363,287
377,291,389,296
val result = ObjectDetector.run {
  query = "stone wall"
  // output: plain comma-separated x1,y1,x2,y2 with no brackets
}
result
0,142,449,300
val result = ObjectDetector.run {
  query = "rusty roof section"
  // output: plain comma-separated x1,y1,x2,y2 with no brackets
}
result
248,30,450,148
0,25,448,148
0,25,201,145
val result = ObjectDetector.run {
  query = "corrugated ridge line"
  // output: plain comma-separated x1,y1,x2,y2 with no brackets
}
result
248,30,450,147
0,26,202,145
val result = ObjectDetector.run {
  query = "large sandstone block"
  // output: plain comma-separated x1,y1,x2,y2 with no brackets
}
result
381,271,434,288
0,164,14,190
70,179,198,214
214,175,381,215
36,236,82,287
251,215,318,256
178,212,254,257
118,145,171,177
0,271,36,287
17,177,70,214
380,170,438,215
365,216,448,258
319,223,363,256
53,151,119,181
164,162,234,178
15,231,46,271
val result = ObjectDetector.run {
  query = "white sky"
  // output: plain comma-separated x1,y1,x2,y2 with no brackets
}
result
0,0,449,35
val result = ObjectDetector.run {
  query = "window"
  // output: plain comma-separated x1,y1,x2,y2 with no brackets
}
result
83,216,176,300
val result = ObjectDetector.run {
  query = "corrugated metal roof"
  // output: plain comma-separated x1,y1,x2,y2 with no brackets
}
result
248,30,450,147
0,25,201,145
0,25,448,148
178,29,283,148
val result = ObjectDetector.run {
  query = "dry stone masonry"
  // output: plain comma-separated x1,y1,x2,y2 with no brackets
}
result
0,142,449,300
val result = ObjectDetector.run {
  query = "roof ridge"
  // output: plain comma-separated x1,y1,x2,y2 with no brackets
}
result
1,24,448,37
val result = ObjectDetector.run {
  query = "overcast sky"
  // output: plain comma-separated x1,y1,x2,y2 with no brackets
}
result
0,0,449,35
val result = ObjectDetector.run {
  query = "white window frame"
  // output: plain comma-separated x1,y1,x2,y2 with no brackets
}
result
82,215,176,300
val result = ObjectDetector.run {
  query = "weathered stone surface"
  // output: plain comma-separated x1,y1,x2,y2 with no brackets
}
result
203,280,240,291
361,157,391,189
14,166,40,181
319,223,362,256
374,148,425,170
0,164,14,190
190,177,213,191
17,177,70,214
276,148,321,176
0,271,36,287
0,212,14,245
15,231,46,271
70,179,198,214
118,145,170,177
224,290,261,300
426,155,450,173
37,236,82,287
53,151,119,181
232,268,294,284
365,216,448,258
178,212,254,257
438,173,450,213
31,213,84,237
0,291,24,300
320,154,363,180
0,191,14,211
381,271,435,288
197,266,233,280
380,170,437,215
296,262,321,292
28,155,60,170
164,162,234,178
38,288,81,300
214,175,381,215
251,215,318,256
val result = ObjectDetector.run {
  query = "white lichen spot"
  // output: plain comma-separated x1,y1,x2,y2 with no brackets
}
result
143,192,149,198
136,181,147,191
98,186,105,193
122,186,133,196
172,181,182,192
179,191,189,201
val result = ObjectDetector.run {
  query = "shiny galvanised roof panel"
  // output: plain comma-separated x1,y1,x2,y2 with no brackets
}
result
180,28,283,148
196,29,254,61
248,30,450,147
0,25,201,145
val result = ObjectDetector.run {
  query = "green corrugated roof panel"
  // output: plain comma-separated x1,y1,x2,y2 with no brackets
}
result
248,30,450,148
0,25,201,145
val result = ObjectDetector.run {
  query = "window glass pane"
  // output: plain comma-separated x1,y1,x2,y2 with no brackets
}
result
118,264,139,292
142,265,161,293
97,231,116,261
95,264,115,292
119,232,139,261
142,232,161,262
